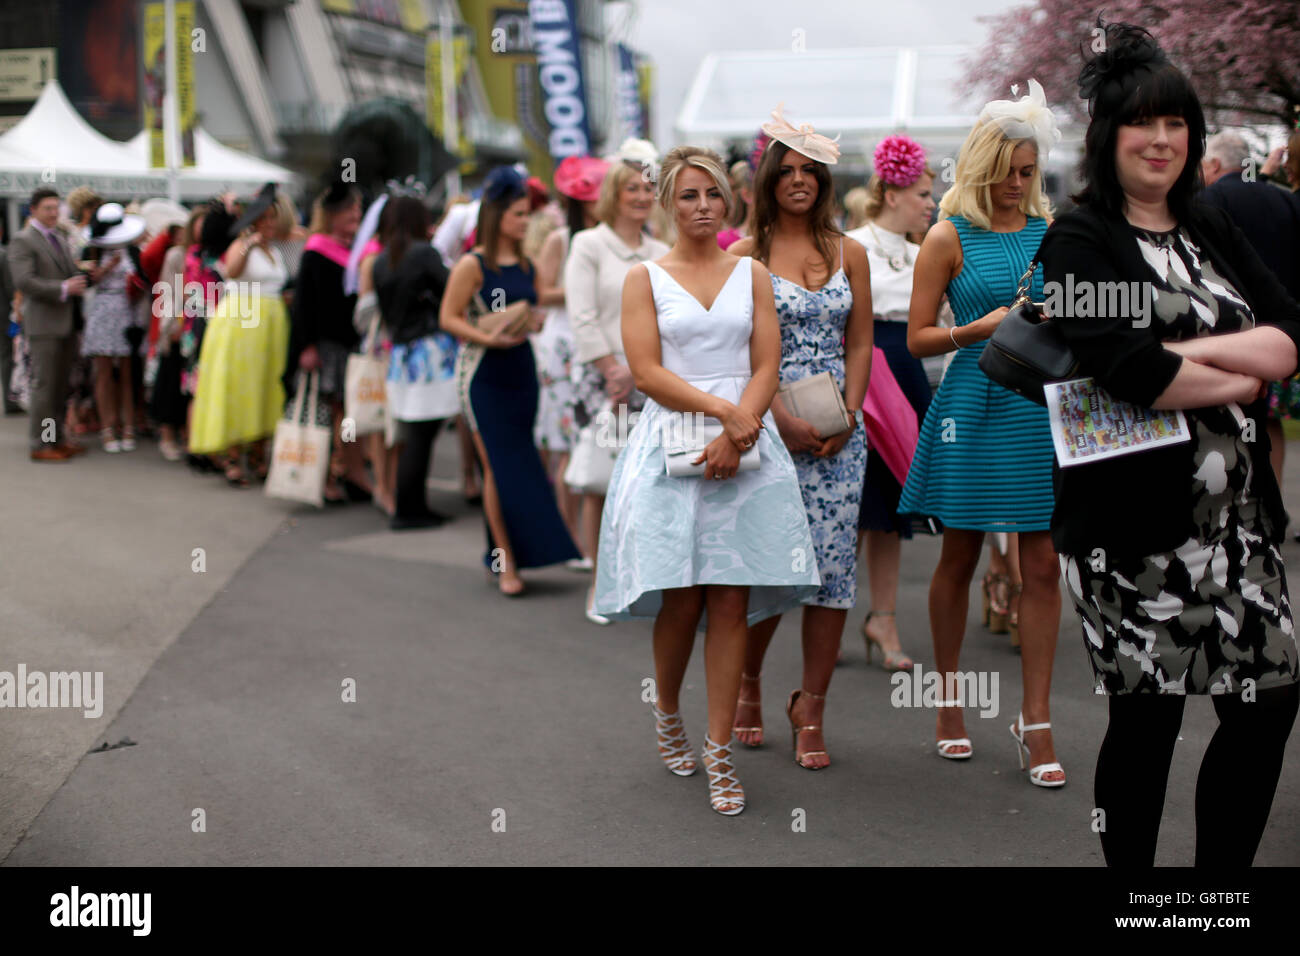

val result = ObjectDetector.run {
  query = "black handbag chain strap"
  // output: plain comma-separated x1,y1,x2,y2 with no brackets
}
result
1010,256,1040,309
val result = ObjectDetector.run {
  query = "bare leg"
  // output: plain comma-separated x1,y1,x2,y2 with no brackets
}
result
736,614,780,746
458,415,480,499
117,357,135,438
1014,530,1064,782
930,529,985,752
789,605,848,769
583,493,605,611
92,356,117,435
340,403,372,491
553,452,581,548
704,585,750,745
653,586,704,714
368,432,392,513
470,429,523,595
863,529,912,665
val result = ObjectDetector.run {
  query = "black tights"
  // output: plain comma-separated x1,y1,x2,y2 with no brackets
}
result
1095,682,1298,867
395,419,443,519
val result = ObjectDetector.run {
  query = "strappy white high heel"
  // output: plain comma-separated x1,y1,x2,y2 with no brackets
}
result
653,705,696,776
1010,712,1066,788
935,699,972,759
701,735,745,816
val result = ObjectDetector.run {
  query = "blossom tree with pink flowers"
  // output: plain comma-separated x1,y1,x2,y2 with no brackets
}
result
962,1,1300,127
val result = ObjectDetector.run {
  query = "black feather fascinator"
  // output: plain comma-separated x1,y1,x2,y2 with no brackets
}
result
1077,19,1168,116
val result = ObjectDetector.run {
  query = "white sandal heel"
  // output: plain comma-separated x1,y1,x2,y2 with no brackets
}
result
1010,712,1066,788
701,735,745,816
935,699,972,760
653,705,696,776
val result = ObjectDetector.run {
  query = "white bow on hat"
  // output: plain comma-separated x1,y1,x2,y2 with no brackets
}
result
978,79,1062,161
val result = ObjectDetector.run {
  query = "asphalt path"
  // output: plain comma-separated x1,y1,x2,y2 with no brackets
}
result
2,417,1297,865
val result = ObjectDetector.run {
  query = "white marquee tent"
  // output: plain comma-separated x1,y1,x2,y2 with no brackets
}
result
0,81,168,201
677,46,1083,178
124,126,298,200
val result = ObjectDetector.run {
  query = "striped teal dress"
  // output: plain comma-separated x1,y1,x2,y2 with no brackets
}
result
898,214,1055,531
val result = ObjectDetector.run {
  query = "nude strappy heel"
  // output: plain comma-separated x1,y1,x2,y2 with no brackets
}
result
653,705,696,776
786,689,828,770
701,735,745,815
1010,712,1066,788
733,672,763,747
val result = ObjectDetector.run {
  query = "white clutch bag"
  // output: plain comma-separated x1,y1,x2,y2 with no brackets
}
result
663,416,760,478
778,371,853,438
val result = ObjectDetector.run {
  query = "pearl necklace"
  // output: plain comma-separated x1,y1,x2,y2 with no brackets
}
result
866,222,912,272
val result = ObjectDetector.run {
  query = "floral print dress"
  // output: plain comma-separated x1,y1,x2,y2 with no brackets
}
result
771,241,868,610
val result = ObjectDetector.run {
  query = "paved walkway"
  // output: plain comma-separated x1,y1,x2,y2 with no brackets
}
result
1,416,1297,865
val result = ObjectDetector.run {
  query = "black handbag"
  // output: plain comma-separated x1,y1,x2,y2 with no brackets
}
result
978,258,1079,406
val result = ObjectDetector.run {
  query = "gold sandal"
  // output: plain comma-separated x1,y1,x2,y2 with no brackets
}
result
733,672,764,747
786,689,828,770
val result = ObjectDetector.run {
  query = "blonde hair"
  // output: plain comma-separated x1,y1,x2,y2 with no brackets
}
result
843,186,869,230
938,121,1051,230
861,167,937,222
523,209,557,260
271,193,298,238
594,161,646,228
656,146,734,221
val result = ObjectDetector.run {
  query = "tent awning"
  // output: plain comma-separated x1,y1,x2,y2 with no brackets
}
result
0,81,169,198
125,127,298,200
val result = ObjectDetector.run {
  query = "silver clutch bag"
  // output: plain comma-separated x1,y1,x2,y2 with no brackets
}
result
663,417,760,478
778,371,853,438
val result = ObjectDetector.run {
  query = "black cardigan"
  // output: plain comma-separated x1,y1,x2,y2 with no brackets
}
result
1036,202,1300,558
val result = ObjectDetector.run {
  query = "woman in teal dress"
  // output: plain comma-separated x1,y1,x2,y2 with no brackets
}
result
899,81,1068,787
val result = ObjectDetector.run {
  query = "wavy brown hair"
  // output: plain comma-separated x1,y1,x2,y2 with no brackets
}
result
751,141,842,279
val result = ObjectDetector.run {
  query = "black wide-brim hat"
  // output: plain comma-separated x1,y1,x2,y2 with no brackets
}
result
229,182,277,236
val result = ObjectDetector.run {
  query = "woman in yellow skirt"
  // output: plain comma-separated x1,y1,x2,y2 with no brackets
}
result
188,186,291,486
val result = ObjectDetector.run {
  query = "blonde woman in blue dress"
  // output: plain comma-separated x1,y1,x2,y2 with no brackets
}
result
595,146,820,815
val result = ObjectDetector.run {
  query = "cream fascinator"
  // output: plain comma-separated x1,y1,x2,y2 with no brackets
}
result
760,104,840,165
978,79,1061,161
612,137,658,166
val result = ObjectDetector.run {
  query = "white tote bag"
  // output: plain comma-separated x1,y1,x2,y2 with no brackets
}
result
265,372,332,507
344,308,388,436
563,407,621,494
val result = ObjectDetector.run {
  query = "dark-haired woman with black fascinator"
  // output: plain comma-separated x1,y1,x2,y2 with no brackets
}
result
1038,20,1300,867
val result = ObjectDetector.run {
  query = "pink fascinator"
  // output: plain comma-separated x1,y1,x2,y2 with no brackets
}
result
873,135,927,188
760,104,840,165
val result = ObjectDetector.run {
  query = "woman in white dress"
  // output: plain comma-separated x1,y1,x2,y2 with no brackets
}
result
595,147,820,815
565,157,668,622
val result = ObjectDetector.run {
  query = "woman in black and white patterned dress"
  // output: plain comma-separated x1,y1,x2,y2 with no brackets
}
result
1039,21,1300,867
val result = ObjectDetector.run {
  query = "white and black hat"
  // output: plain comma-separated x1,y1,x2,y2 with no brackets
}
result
83,202,146,248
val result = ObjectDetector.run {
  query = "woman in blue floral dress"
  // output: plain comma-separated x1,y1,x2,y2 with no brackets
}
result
729,112,873,770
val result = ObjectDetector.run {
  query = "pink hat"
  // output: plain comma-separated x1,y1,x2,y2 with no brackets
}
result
554,156,610,202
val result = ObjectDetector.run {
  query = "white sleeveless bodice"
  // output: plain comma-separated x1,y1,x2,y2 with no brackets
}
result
233,244,287,296
644,257,753,383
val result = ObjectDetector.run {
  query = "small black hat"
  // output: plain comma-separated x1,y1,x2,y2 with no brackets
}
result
229,182,278,236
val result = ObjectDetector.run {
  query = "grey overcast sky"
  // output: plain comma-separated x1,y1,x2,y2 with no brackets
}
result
607,0,1025,148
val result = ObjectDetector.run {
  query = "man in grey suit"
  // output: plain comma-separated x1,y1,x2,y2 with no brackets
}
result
7,187,89,460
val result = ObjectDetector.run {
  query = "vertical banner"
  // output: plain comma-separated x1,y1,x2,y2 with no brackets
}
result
142,2,166,168
426,33,472,165
614,44,643,144
175,1,196,167
464,2,546,176
636,59,653,140
527,0,590,162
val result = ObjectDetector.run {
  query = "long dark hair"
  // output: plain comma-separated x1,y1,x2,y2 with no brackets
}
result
1072,20,1206,222
475,192,527,272
382,196,430,267
565,195,589,241
751,141,842,279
